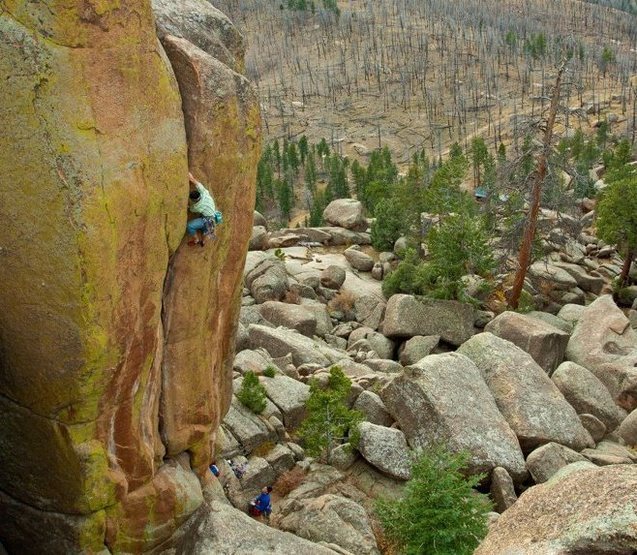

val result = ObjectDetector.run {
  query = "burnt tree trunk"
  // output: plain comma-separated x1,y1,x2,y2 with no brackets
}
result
508,64,566,309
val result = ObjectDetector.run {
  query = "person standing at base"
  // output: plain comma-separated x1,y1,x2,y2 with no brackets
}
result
249,486,273,519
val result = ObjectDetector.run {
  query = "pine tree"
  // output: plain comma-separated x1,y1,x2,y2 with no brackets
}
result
298,366,361,463
298,135,309,165
597,140,637,288
237,371,267,414
375,446,492,555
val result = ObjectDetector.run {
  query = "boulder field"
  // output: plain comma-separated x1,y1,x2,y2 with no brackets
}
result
0,0,259,552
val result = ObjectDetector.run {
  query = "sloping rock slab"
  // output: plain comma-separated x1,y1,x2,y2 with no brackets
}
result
475,465,637,555
566,295,637,411
552,361,627,431
458,333,593,452
382,294,475,346
178,501,338,554
380,353,527,482
485,311,569,373
248,324,344,367
278,494,379,555
356,422,412,480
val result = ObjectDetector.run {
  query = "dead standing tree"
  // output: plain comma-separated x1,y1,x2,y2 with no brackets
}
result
507,61,566,309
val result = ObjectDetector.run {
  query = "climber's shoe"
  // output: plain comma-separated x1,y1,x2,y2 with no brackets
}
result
188,239,201,247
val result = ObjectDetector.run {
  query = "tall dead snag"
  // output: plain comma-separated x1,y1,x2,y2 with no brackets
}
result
507,63,566,309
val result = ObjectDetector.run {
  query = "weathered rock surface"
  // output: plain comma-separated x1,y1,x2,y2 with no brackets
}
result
152,0,244,72
320,265,347,289
618,408,637,446
353,295,386,330
580,413,607,442
261,375,311,429
356,422,412,480
475,465,637,555
566,295,637,411
528,262,578,289
485,311,569,373
245,258,290,303
279,494,379,555
223,399,278,454
382,294,475,346
260,301,318,337
323,199,367,231
458,333,594,452
552,361,627,430
490,467,517,513
248,324,344,366
398,335,440,366
581,440,637,465
525,442,588,484
178,500,338,554
344,246,375,272
380,353,527,482
353,391,393,427
158,12,260,468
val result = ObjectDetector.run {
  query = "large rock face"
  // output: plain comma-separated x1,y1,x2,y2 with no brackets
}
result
484,311,569,373
380,353,527,482
475,465,637,554
382,294,475,346
0,1,259,552
458,333,593,452
566,295,637,411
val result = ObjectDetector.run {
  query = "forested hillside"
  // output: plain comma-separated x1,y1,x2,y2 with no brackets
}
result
216,0,636,163
584,0,637,15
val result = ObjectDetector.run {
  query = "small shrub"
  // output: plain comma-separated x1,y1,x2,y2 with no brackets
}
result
274,466,306,497
375,446,492,555
382,248,421,298
237,371,267,414
263,365,277,378
251,441,276,457
328,290,356,313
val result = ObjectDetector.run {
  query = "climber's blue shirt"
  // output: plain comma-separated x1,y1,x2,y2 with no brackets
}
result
254,492,272,514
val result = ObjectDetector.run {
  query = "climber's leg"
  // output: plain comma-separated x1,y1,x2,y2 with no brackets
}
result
187,218,206,246
187,218,206,235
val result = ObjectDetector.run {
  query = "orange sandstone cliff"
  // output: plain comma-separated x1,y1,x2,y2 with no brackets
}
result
0,0,260,552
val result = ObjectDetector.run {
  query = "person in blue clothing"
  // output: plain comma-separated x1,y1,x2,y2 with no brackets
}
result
249,486,273,518
186,172,222,246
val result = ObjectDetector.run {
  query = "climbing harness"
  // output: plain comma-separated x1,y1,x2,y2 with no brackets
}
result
203,210,223,241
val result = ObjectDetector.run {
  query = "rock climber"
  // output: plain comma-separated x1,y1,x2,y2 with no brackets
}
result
249,485,273,519
186,172,222,246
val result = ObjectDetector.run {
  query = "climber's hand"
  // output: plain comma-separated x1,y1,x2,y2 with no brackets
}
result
188,172,196,183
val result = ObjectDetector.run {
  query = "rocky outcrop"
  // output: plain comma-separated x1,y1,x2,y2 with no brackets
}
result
0,1,259,552
566,295,637,411
278,494,380,555
382,294,475,346
380,353,527,482
179,500,338,554
458,333,594,452
475,465,637,554
484,311,569,373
